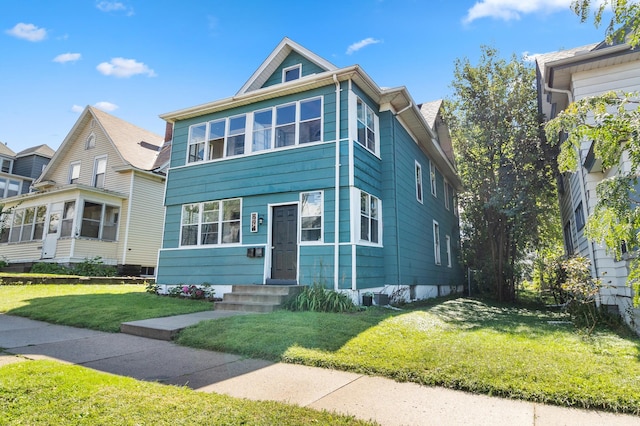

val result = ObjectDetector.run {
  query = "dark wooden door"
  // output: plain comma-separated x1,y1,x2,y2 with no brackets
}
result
271,205,298,280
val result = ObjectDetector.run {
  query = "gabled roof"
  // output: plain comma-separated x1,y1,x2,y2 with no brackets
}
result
40,106,163,184
0,143,16,158
237,37,337,95
16,144,55,159
419,100,442,129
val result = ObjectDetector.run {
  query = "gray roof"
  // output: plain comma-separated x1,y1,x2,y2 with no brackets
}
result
16,144,55,159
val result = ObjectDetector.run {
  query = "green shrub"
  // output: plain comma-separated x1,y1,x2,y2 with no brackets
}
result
72,256,117,277
31,262,73,275
285,283,356,313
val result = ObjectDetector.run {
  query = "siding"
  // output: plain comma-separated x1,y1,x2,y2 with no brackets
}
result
261,51,326,89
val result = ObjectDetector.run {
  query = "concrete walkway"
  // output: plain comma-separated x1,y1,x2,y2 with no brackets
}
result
1,312,639,426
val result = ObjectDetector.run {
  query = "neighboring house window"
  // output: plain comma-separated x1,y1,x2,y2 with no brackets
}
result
563,221,574,255
186,97,323,164
360,191,380,244
93,156,107,188
301,191,323,242
283,64,301,82
60,201,76,238
415,161,423,203
79,201,119,241
356,98,376,152
433,221,441,265
0,215,8,243
7,205,46,243
86,134,96,149
444,182,451,210
0,178,20,198
180,198,241,246
575,202,585,231
69,162,81,184
446,235,452,268
1,158,12,173
430,161,437,197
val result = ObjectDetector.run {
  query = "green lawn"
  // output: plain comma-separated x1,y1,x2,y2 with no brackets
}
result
0,284,212,332
2,284,640,414
0,360,373,425
177,299,640,415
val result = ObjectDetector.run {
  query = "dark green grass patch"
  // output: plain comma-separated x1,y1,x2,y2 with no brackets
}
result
0,360,374,425
0,285,212,332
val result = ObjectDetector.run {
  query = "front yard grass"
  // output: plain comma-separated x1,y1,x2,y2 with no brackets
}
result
0,360,372,425
0,284,211,332
177,298,640,415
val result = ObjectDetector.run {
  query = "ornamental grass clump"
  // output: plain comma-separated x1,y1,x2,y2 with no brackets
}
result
285,283,356,313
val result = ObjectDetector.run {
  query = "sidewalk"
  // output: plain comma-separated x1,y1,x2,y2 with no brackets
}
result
1,312,639,426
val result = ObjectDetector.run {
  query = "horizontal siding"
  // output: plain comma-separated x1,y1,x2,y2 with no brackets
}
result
0,241,43,263
262,51,327,89
73,239,118,264
573,62,640,99
165,143,336,206
298,245,334,286
122,173,165,267
156,247,265,285
355,245,385,288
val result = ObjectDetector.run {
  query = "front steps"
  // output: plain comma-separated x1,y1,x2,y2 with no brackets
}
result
215,284,304,313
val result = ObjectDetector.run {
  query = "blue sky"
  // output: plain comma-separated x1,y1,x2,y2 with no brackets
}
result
1,0,608,154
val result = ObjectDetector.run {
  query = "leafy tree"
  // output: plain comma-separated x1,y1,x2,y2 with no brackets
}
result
446,46,560,302
571,0,640,47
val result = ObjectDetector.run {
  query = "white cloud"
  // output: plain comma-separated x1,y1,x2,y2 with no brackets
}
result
346,37,382,55
53,53,81,63
96,1,134,15
463,0,572,23
71,105,84,113
5,23,47,42
96,57,156,78
94,101,118,112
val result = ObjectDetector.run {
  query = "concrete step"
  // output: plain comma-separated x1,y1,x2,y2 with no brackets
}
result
216,285,305,313
214,301,280,313
222,293,290,304
230,284,302,295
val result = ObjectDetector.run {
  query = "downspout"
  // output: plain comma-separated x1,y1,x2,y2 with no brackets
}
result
333,74,341,291
546,83,598,279
122,171,135,265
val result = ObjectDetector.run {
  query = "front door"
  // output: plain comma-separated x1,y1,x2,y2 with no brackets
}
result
271,204,298,281
41,207,61,259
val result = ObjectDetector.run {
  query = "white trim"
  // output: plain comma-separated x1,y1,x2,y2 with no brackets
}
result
267,201,300,283
92,155,107,188
68,161,81,184
430,160,437,197
179,198,243,247
446,234,452,268
299,190,324,244
415,160,423,204
433,220,441,265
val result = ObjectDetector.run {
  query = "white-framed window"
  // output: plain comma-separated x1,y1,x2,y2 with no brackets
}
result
186,96,323,164
446,235,452,268
444,181,451,210
360,190,381,244
85,133,96,150
301,191,323,242
69,162,81,184
433,220,441,265
0,177,21,198
575,202,585,231
1,158,12,173
180,198,242,246
282,64,301,83
93,156,107,188
60,201,75,238
7,205,47,243
80,201,119,241
415,161,423,203
430,161,437,197
356,97,377,153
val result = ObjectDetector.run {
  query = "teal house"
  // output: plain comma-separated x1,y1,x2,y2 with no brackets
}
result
156,38,463,303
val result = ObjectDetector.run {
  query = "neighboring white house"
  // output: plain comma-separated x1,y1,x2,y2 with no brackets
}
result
536,40,640,331
0,106,167,276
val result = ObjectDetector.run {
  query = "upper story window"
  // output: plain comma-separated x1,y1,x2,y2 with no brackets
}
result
180,198,242,246
69,162,81,184
575,202,585,231
415,161,423,203
85,133,96,150
446,235,452,268
301,191,323,242
1,158,12,173
282,64,301,82
444,181,451,210
360,190,381,244
357,98,376,153
187,97,323,164
93,156,107,188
